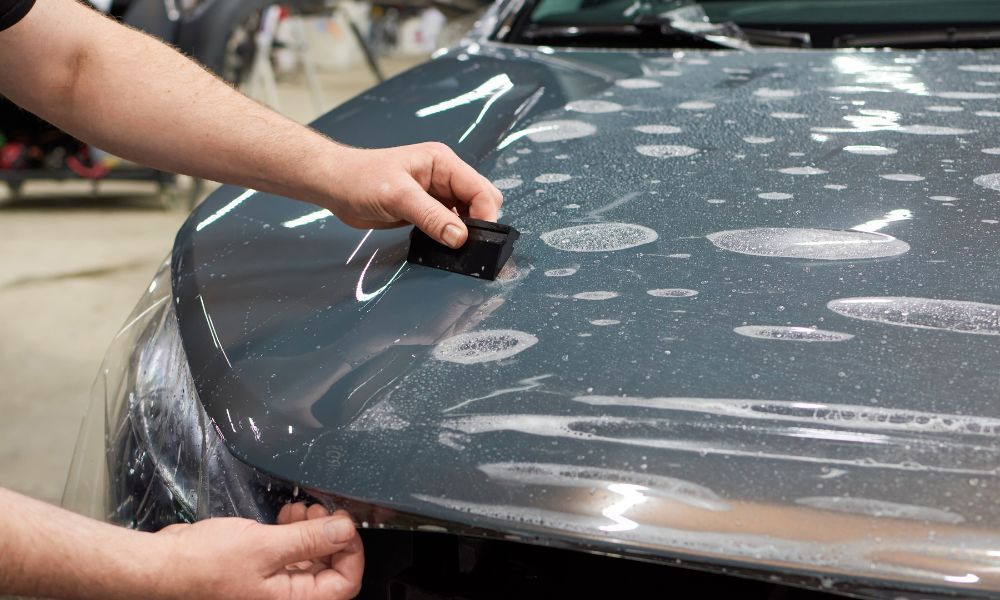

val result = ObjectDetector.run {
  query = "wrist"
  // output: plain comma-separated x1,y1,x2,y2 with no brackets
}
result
307,143,365,213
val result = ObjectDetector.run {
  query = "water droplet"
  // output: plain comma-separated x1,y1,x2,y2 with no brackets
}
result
534,173,571,184
573,291,619,300
565,100,622,114
707,228,910,260
636,145,699,158
778,167,828,175
647,289,698,297
433,329,539,364
770,112,807,120
754,88,800,99
677,101,716,110
493,177,522,190
898,124,975,135
616,78,662,89
959,64,1000,73
935,91,1000,100
973,173,1000,192
795,496,964,524
541,223,659,252
634,124,682,134
734,326,854,342
843,145,897,156
880,173,925,182
828,297,1000,335
589,319,621,326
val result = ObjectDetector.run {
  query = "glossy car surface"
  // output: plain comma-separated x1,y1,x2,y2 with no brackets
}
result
76,2,1000,598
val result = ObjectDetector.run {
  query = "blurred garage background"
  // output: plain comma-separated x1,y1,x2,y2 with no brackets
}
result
0,0,483,505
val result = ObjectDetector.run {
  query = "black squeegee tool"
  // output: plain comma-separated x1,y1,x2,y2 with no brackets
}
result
407,217,520,280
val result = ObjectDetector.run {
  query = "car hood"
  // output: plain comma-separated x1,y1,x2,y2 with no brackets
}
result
172,44,1000,597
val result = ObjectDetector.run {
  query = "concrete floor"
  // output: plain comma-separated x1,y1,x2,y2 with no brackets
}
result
0,54,426,505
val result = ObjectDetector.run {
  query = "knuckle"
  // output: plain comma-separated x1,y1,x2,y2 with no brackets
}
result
426,141,453,158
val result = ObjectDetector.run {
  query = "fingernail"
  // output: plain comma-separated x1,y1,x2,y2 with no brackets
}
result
324,518,354,543
442,224,464,248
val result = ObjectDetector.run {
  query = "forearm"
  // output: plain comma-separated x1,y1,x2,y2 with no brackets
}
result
0,487,176,600
0,0,346,205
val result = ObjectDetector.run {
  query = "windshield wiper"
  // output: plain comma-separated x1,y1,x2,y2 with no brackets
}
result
633,5,753,50
520,2,810,49
834,27,1000,48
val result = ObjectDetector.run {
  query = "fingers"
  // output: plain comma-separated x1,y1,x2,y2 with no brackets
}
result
277,502,308,525
306,503,329,520
265,511,358,567
394,180,469,249
428,144,503,222
263,510,365,600
315,535,364,599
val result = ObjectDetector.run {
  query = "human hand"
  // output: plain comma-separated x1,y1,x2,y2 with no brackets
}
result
155,503,363,600
325,142,503,249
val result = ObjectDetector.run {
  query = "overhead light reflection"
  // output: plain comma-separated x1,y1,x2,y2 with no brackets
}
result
812,109,902,133
346,229,373,264
416,74,514,118
196,188,256,231
599,483,649,532
282,209,332,229
498,124,554,149
355,249,407,302
830,56,926,96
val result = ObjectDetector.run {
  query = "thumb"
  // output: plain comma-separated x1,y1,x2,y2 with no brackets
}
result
396,183,468,249
266,514,357,566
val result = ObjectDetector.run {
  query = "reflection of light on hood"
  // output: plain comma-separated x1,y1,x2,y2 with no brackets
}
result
813,109,902,133
498,125,553,149
197,294,232,369
599,483,649,532
852,209,913,233
416,74,516,143
346,229,373,264
416,74,514,118
282,209,332,229
196,188,256,231
356,249,407,302
831,55,927,96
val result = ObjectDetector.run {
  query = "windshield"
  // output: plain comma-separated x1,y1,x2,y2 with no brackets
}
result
511,0,1000,48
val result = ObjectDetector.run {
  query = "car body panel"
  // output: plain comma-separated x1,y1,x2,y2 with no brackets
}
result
172,44,1000,595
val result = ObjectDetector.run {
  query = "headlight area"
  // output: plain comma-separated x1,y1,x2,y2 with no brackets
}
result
62,260,293,530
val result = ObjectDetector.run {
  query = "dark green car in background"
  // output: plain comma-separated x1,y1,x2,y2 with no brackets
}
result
65,1,1000,598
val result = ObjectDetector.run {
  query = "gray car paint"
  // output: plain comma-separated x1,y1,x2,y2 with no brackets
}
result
171,42,1000,596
